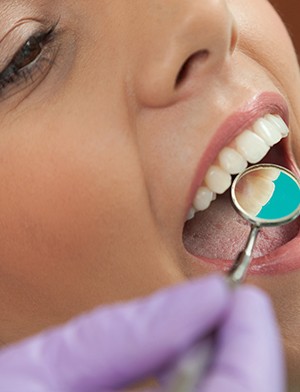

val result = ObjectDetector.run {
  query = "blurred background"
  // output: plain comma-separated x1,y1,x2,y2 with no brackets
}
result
271,1,300,56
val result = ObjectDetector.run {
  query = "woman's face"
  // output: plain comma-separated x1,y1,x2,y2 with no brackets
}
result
1,0,300,388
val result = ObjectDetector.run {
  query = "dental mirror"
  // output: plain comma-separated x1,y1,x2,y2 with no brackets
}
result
168,163,300,392
229,163,300,284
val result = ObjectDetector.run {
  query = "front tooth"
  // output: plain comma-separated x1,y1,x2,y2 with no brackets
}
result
218,147,248,174
265,114,289,137
235,130,270,163
193,186,214,211
236,172,277,216
205,165,231,194
252,117,282,146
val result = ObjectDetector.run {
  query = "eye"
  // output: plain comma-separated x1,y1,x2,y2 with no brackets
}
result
0,24,59,99
13,35,43,69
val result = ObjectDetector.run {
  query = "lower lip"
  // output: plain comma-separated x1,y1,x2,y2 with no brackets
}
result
189,226,300,275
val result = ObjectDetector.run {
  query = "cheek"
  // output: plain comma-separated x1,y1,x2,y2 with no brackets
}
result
0,112,184,326
0,121,150,273
231,0,299,85
232,0,300,163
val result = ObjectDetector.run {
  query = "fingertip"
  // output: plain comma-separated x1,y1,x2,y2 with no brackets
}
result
154,273,231,326
189,273,231,302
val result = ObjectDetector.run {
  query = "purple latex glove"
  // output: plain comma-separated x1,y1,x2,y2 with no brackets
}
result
0,275,285,392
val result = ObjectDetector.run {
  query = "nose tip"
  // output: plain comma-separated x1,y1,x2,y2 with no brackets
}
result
135,0,238,107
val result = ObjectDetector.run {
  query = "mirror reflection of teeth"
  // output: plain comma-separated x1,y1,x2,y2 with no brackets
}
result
186,114,289,221
235,168,280,216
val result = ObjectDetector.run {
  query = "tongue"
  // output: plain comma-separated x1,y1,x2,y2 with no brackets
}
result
183,190,299,260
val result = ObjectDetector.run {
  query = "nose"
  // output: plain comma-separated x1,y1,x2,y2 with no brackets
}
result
134,0,238,107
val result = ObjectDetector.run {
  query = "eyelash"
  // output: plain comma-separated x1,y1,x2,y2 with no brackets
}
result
0,24,58,97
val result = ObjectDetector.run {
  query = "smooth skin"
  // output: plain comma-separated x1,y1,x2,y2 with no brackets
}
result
0,0,299,390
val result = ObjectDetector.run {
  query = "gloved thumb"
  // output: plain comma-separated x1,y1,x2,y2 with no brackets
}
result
200,286,285,392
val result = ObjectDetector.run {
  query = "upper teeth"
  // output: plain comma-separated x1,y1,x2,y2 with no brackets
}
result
186,113,289,220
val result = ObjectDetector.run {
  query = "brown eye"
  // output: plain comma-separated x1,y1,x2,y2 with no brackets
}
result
13,36,42,70
0,24,58,97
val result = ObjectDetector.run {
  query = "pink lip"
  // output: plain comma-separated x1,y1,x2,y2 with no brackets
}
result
185,91,300,276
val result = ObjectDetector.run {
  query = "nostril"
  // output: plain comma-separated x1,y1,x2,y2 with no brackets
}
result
175,49,209,87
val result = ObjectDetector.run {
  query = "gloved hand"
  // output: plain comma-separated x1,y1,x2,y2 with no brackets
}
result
0,275,285,392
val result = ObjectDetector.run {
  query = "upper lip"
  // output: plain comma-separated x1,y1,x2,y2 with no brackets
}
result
185,91,289,215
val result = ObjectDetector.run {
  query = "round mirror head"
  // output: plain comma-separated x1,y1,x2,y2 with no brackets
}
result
231,164,300,227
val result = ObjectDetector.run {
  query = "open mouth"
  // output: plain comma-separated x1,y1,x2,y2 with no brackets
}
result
182,97,300,275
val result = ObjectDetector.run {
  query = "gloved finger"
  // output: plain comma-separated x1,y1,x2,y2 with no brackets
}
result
200,286,285,392
0,275,230,392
